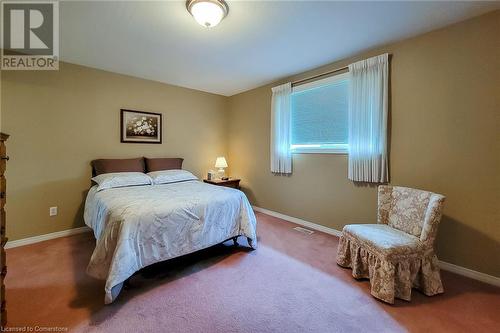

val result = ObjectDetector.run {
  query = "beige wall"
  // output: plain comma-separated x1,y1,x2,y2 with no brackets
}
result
1,62,228,240
227,11,500,276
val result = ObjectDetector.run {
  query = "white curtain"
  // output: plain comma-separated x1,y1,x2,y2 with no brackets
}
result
348,54,389,183
270,82,292,174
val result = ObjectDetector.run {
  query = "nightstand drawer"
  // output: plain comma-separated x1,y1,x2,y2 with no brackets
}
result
203,179,240,189
219,182,239,189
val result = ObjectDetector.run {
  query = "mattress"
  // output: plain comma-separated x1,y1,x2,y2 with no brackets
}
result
84,180,257,303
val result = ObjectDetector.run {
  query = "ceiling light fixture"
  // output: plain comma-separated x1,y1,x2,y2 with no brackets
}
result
186,0,229,28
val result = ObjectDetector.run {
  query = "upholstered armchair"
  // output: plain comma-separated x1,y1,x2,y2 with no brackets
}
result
337,185,446,304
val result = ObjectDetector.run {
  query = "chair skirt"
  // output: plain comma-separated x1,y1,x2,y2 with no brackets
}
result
337,232,444,304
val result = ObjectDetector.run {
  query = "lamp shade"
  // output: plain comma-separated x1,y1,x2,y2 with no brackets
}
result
215,157,228,168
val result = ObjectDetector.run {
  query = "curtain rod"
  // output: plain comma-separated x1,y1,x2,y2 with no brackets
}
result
291,65,349,87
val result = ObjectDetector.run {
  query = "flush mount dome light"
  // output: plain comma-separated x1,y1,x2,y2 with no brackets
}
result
186,0,229,28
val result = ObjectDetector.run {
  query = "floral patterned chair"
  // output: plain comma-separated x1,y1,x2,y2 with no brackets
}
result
337,185,446,304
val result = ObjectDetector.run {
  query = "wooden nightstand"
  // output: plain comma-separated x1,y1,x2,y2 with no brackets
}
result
203,178,241,189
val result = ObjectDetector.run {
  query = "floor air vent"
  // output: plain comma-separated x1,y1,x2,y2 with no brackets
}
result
293,226,314,235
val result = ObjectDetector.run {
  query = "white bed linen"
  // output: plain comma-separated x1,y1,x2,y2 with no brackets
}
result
84,180,257,304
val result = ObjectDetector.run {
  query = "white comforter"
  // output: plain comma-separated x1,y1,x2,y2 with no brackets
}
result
84,180,257,304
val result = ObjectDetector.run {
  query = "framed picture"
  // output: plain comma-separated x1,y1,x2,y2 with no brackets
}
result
120,109,162,144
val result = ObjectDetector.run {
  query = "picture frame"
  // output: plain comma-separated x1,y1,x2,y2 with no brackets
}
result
120,109,162,144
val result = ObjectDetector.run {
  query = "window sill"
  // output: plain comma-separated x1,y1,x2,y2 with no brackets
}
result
291,144,348,155
291,148,348,155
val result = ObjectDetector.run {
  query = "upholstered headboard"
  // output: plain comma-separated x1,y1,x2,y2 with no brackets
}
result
145,157,184,172
91,157,184,176
91,158,145,176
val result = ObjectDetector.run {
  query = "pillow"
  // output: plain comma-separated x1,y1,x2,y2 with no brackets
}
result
92,158,145,176
145,157,184,172
92,172,152,191
148,169,198,185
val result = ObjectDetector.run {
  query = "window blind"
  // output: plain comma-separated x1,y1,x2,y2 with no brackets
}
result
291,77,348,146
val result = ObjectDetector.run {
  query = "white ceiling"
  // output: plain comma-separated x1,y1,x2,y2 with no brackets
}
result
60,1,499,96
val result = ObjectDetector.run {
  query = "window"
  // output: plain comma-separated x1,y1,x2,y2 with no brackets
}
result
291,72,349,154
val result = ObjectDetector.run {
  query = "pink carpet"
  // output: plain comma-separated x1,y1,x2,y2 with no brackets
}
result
5,212,500,332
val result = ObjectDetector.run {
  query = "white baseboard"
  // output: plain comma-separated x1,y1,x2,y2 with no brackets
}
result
438,261,500,287
252,206,342,237
252,205,500,287
5,226,92,249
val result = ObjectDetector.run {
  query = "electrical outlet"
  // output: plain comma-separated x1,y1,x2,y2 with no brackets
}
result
49,206,58,217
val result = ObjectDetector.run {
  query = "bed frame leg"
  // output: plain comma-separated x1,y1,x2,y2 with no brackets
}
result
232,236,239,246
247,237,255,249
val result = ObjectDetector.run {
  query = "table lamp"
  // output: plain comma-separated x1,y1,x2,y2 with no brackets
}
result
215,156,228,179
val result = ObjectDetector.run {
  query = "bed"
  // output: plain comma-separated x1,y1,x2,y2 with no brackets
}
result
84,158,257,304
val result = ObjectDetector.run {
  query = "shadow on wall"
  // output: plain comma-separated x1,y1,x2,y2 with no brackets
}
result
240,185,257,206
352,182,380,189
437,214,500,277
73,188,89,230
